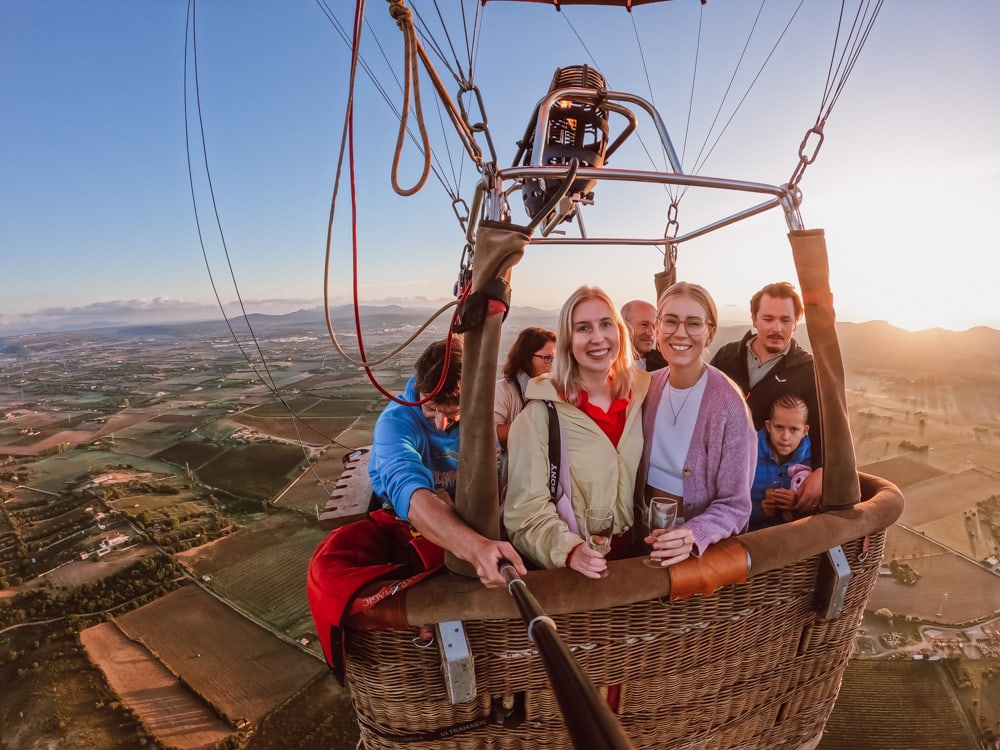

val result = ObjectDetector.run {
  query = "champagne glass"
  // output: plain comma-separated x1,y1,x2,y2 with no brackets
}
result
643,497,678,568
584,507,614,579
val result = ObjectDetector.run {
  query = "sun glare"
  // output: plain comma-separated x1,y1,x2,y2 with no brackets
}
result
822,159,999,334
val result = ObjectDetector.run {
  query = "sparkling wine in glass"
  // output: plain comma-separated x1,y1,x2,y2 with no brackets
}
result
584,507,614,578
644,497,678,568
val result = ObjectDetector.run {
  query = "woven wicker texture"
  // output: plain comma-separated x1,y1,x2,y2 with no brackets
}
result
346,533,883,750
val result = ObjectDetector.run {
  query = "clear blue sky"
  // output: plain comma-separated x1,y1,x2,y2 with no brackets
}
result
2,1,999,335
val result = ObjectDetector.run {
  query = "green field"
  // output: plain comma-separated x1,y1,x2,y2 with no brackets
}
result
195,443,305,501
180,514,326,637
19,450,183,492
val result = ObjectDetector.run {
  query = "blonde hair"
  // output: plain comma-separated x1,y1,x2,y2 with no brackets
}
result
656,281,719,331
552,285,635,406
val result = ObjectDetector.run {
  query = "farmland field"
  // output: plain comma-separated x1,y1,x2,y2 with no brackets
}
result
818,659,978,749
41,544,158,589
80,621,231,749
195,443,306,500
872,525,1000,624
241,397,376,418
109,488,204,514
178,513,326,637
862,465,1000,626
897,470,1000,527
115,585,324,722
273,446,353,513
230,413,360,443
15,450,181,492
856,455,947,488
154,440,226,471
211,526,326,633
0,624,152,749
245,670,360,750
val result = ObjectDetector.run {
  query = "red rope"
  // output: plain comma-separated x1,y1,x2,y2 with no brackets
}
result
336,0,466,409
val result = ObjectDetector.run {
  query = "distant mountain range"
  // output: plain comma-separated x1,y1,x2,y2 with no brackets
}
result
715,320,1000,373
2,306,998,373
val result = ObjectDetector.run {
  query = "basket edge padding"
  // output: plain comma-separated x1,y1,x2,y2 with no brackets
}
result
344,471,902,629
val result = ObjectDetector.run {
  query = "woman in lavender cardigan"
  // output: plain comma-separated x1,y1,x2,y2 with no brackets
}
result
635,282,755,566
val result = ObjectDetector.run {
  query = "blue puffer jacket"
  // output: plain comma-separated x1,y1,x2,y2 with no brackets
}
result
749,427,812,530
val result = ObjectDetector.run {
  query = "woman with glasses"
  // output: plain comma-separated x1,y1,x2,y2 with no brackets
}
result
504,286,650,578
636,282,755,567
494,327,557,450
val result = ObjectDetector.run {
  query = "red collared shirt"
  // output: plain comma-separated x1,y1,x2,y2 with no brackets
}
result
577,389,630,447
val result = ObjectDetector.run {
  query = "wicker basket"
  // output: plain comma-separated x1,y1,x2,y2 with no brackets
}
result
344,530,884,750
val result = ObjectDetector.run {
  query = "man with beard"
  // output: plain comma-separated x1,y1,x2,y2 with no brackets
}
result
710,282,823,512
621,299,666,371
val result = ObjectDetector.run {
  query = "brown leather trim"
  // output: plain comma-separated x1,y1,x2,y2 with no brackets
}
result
344,472,903,630
667,537,748,600
789,229,860,508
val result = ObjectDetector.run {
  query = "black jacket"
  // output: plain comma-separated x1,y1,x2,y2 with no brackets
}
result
644,348,667,372
710,331,822,465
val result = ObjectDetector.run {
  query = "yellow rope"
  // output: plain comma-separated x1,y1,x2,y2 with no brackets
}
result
386,0,483,197
387,0,433,196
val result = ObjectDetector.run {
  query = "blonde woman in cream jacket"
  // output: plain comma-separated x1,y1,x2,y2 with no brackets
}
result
504,286,650,578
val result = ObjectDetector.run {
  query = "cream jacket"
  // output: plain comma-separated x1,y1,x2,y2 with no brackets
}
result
503,371,650,568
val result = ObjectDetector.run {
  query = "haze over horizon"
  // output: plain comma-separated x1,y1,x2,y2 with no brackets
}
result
1,298,997,340
3,1,999,335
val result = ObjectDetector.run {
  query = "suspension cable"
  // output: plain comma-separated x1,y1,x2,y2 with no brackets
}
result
184,0,347,501
315,0,471,403
683,1,805,195
318,0,465,203
787,0,885,191
320,0,462,407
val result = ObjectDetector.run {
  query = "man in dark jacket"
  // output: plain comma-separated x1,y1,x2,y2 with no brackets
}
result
710,282,822,512
621,299,667,371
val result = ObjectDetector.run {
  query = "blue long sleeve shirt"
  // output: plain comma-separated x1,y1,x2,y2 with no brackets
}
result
368,376,460,521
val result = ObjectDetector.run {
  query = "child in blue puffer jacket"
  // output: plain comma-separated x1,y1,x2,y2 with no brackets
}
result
749,394,812,530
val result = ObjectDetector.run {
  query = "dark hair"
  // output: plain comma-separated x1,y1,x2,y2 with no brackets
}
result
502,327,556,381
415,337,463,405
750,282,804,320
770,393,808,420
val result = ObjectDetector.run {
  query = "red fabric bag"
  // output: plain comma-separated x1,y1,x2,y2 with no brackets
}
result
306,509,444,683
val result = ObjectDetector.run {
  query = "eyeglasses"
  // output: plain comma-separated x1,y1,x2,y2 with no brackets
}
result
657,315,708,336
533,354,555,364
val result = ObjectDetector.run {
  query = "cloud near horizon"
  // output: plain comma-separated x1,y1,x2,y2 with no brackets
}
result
0,295,460,336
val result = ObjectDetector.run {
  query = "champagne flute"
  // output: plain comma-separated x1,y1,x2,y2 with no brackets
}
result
644,497,678,568
584,507,614,579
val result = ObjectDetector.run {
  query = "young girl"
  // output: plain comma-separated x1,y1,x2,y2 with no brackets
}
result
504,286,650,578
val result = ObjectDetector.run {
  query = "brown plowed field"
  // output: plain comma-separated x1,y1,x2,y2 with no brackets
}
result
80,621,232,750
871,525,1000,625
115,585,324,723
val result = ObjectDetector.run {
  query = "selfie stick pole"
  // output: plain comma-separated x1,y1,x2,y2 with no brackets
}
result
499,562,636,750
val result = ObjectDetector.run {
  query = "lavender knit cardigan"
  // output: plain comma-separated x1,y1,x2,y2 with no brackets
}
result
636,366,755,555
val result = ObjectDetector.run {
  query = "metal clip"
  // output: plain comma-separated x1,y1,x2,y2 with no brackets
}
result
858,534,871,563
815,545,852,620
788,121,826,190
458,83,498,166
436,620,477,704
665,201,680,240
